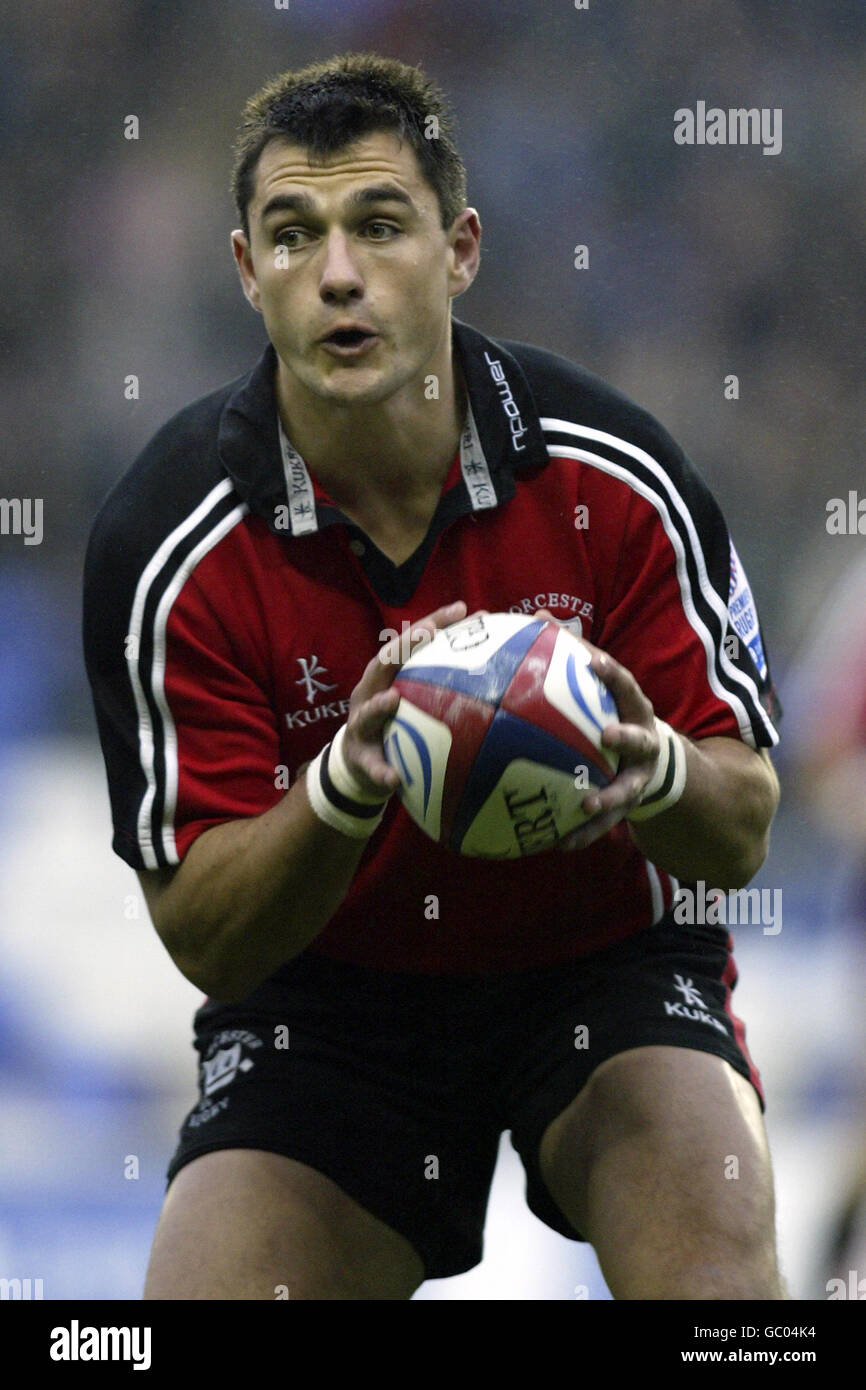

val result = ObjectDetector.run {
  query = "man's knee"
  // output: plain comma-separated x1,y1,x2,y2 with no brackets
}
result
539,1047,785,1299
144,1149,425,1300
608,1226,786,1300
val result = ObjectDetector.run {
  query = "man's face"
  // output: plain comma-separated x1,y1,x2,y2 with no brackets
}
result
232,130,479,407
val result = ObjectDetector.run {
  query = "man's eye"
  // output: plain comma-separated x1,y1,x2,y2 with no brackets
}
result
363,221,398,240
274,228,311,248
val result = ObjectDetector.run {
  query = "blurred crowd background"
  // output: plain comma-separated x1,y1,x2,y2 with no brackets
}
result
1,0,864,1299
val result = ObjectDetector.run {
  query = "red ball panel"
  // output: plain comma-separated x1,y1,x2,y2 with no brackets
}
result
392,676,495,841
499,624,614,778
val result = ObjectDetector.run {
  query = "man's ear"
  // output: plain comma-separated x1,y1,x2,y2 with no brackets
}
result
231,229,261,313
447,207,482,301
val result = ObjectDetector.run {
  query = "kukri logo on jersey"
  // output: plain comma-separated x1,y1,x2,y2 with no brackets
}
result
285,656,349,730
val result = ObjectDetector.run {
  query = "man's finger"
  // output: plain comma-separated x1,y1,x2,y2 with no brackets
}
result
373,601,467,674
351,688,401,740
559,805,628,852
601,721,659,763
581,774,647,817
431,600,469,627
588,650,654,726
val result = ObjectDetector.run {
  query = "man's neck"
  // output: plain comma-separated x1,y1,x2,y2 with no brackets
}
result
274,336,467,513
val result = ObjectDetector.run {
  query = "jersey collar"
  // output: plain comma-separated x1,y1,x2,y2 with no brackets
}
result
217,316,549,538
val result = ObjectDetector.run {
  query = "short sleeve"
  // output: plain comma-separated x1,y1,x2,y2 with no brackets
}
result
594,433,781,750
84,495,282,871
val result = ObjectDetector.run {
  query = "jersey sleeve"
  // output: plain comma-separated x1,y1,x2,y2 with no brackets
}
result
84,502,283,872
593,424,781,750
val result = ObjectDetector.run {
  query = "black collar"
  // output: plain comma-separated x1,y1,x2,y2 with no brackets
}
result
216,316,549,541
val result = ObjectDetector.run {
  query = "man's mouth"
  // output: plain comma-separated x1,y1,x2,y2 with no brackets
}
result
319,326,380,357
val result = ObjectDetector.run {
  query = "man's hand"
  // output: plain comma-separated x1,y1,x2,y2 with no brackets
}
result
532,609,779,882
564,639,664,850
531,612,663,851
341,601,469,797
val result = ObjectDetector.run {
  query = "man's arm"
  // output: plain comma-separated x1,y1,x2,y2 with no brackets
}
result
139,601,466,1002
624,739,778,887
138,782,371,1004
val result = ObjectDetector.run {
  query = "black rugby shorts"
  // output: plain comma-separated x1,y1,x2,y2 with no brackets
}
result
165,912,763,1280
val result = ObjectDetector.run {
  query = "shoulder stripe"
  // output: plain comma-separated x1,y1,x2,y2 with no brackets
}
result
128,479,249,867
151,500,250,862
541,419,778,747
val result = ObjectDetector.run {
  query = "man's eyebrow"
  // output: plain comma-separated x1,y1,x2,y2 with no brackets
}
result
259,183,415,224
259,192,316,223
345,184,415,212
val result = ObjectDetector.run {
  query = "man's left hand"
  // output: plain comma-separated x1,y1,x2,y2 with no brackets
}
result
532,610,664,852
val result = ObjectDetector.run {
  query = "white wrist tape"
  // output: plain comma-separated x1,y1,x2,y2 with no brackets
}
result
305,724,392,839
626,718,687,821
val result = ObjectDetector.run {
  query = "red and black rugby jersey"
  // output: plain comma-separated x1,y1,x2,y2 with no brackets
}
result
83,317,781,973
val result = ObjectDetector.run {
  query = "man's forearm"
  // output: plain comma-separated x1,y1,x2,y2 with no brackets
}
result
140,775,373,1002
138,602,467,1004
627,736,779,888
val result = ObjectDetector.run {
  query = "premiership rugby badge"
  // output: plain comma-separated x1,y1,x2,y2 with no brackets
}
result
728,542,767,680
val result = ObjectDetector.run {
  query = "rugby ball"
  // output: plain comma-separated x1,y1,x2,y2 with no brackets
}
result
382,612,620,857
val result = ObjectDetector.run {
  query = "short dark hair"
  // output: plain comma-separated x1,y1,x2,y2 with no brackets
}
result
231,52,467,239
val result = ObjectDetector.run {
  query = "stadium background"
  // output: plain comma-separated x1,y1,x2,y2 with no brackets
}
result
1,0,864,1299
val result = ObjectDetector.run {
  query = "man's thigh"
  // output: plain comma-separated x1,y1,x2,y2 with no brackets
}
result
538,1045,785,1299
156,954,506,1288
144,1149,425,1300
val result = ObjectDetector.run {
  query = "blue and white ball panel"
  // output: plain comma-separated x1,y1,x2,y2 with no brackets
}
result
542,630,620,776
382,701,451,842
453,706,613,857
395,613,545,706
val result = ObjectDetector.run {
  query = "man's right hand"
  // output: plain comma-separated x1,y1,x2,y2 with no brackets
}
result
138,599,474,1000
341,600,469,798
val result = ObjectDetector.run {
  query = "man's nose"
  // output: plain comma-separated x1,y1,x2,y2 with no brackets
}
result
319,230,365,300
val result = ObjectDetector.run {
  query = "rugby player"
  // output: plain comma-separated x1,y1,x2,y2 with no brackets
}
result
84,53,786,1299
